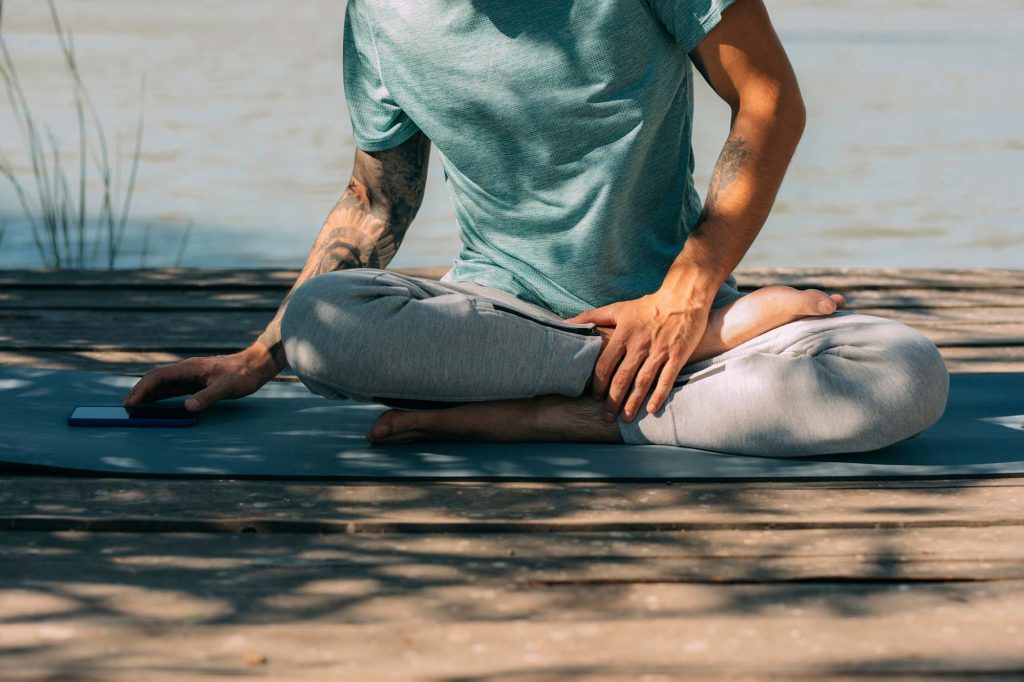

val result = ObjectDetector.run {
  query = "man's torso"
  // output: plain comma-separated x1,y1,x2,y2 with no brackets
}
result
345,0,706,317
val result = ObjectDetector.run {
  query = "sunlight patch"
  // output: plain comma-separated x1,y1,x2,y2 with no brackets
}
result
980,415,1024,431
96,376,137,389
99,456,144,470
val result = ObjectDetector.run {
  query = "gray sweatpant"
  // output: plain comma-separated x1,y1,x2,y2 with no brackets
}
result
280,268,949,456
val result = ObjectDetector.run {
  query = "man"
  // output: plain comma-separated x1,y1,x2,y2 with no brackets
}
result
124,0,949,455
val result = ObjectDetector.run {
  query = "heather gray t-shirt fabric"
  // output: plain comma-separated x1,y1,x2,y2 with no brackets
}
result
342,0,738,318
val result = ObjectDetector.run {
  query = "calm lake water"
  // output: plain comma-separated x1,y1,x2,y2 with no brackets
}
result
1,0,1022,270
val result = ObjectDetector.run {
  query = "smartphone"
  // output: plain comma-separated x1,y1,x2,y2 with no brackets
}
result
68,404,197,428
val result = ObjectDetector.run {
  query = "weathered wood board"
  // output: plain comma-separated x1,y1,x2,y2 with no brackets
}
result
1,477,1023,680
1,267,1022,373
3,478,1021,527
1,266,1021,288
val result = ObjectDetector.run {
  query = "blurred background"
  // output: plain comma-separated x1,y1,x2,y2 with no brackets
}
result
1,0,1021,270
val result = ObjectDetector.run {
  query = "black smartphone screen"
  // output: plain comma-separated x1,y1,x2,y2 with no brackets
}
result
68,404,197,427
127,404,194,420
71,405,193,421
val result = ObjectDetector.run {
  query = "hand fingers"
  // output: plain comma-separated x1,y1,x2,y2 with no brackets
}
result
645,353,688,416
123,361,204,407
185,382,227,412
645,321,706,415
143,380,207,404
622,353,668,422
603,345,647,422
565,303,618,326
591,331,628,399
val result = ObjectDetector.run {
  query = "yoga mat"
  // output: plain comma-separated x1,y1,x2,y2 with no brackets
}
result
0,367,1021,480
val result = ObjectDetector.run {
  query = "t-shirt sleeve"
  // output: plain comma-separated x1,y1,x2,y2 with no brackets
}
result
342,0,421,151
645,0,740,55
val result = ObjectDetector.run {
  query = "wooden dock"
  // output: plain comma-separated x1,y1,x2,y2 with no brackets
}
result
1,267,1023,680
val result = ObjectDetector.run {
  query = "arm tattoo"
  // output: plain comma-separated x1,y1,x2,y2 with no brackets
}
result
697,135,749,226
256,132,431,370
307,178,396,276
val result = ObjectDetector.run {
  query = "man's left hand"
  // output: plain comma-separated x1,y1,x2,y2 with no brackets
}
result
565,290,712,423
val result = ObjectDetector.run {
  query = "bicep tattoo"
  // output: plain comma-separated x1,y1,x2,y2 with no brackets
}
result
308,178,396,276
257,133,430,370
698,135,749,223
310,132,430,275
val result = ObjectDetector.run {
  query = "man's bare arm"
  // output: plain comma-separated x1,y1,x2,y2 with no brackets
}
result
123,131,430,410
255,131,431,373
660,0,805,296
567,0,806,422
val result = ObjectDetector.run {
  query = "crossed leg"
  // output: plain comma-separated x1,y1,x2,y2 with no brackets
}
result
365,284,848,445
278,268,948,456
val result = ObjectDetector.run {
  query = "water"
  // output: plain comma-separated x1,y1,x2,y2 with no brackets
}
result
1,0,1022,270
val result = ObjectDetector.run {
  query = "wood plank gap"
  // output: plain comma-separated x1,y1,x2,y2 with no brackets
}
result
6,339,1023,352
0,345,246,354
0,305,280,312
523,575,1024,587
6,516,1024,535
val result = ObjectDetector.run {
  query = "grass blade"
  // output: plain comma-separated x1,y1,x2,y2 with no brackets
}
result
174,219,194,268
139,222,151,268
0,159,48,266
112,75,145,267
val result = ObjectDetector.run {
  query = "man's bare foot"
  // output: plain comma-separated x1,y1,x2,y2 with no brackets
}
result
695,285,846,362
366,285,844,445
366,393,622,445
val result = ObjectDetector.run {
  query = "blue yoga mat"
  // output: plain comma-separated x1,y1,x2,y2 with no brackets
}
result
0,367,1021,480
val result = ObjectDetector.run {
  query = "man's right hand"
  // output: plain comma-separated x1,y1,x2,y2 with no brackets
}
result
122,345,280,412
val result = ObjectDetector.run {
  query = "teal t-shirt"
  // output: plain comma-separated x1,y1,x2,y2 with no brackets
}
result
343,0,737,318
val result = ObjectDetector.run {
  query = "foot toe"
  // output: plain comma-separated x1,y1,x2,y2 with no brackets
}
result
798,288,838,315
800,289,847,315
368,409,429,441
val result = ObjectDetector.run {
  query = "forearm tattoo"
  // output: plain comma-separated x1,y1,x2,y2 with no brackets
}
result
257,132,430,370
697,135,749,225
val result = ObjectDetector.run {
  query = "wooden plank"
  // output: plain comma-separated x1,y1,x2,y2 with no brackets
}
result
0,309,275,350
2,284,1023,313
3,308,1024,351
2,346,1020,374
0,287,283,311
1,478,1021,529
0,267,301,288
939,346,1024,371
732,268,1024,290
2,267,1022,290
4,527,1024,582
2,533,1024,679
5,610,1024,680
0,349,190,373
4,287,1024,324
838,288,1024,309
904,328,1024,347
851,307,1024,324
0,351,291,378
0,350,303,376
0,266,446,288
